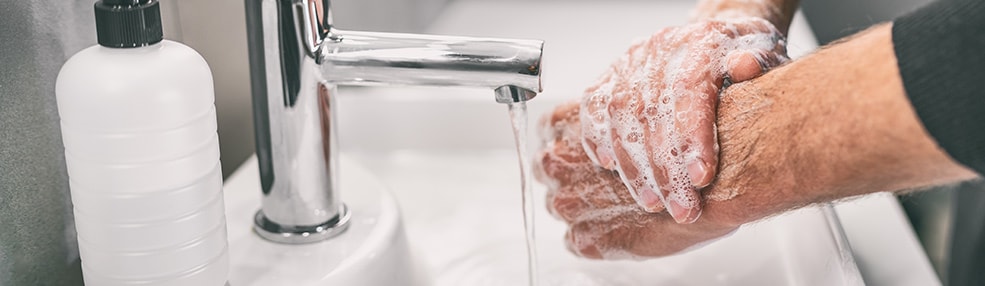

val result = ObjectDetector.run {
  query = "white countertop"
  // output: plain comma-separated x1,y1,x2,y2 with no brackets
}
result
224,1,940,285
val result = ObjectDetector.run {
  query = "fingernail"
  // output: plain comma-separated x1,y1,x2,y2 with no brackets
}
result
640,188,664,212
687,159,711,188
598,151,615,169
668,200,701,224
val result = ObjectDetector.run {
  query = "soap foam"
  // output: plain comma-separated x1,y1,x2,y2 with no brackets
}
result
540,17,788,257
537,100,744,259
578,17,787,216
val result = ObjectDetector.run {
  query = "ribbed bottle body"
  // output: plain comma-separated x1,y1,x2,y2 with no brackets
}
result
56,40,229,286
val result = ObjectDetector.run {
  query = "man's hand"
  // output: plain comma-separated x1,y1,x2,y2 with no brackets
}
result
535,100,738,259
579,17,788,223
536,24,979,260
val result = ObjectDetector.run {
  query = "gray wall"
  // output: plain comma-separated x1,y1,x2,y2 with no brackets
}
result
801,0,933,44
0,1,93,285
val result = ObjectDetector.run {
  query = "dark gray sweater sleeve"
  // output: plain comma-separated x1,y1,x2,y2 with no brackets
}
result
892,0,985,176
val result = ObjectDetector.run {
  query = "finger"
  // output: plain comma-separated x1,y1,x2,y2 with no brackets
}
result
685,116,719,189
606,36,682,214
725,46,790,82
565,222,605,259
538,131,594,183
581,36,660,171
607,92,667,214
537,150,573,185
725,51,765,83
652,110,705,224
541,137,623,221
638,49,714,224
670,51,719,190
675,90,719,190
550,186,590,223
537,100,578,145
723,19,789,70
536,105,588,182
547,164,656,222
600,167,663,212
676,78,720,193
581,85,617,169
539,148,583,222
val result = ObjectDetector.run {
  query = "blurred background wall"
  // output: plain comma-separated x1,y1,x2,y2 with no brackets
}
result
800,0,932,44
0,1,93,284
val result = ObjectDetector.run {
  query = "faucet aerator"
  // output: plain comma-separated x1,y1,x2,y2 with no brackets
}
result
495,85,539,104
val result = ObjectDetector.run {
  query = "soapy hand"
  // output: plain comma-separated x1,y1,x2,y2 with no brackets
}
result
534,100,738,259
580,17,788,223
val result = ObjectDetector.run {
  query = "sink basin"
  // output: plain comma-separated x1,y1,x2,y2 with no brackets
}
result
223,150,861,285
347,151,862,286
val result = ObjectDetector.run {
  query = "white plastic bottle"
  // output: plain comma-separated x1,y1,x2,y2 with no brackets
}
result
55,0,229,285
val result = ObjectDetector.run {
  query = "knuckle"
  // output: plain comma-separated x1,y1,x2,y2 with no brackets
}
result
553,195,583,223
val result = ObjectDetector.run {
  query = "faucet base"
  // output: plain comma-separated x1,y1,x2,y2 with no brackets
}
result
226,156,423,286
253,205,351,244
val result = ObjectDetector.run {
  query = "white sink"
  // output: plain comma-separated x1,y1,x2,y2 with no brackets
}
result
348,150,862,285
223,150,860,285
221,1,938,285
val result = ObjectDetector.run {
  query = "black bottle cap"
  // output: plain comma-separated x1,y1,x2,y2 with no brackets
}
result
94,0,163,48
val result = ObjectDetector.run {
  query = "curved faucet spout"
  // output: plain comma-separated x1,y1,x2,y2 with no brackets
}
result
321,30,543,95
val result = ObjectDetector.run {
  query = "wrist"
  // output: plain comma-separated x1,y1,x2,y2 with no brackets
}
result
703,23,976,228
698,26,894,227
699,79,804,227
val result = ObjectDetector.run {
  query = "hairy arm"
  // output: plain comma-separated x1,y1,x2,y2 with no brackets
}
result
708,23,978,225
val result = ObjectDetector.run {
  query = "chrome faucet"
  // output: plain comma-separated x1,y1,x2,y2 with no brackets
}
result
244,0,543,244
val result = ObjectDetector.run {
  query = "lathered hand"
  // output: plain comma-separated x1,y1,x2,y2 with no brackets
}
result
579,18,787,223
535,100,736,259
536,24,981,260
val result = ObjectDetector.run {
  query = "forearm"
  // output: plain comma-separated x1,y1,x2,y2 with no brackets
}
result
704,23,979,226
692,0,799,33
